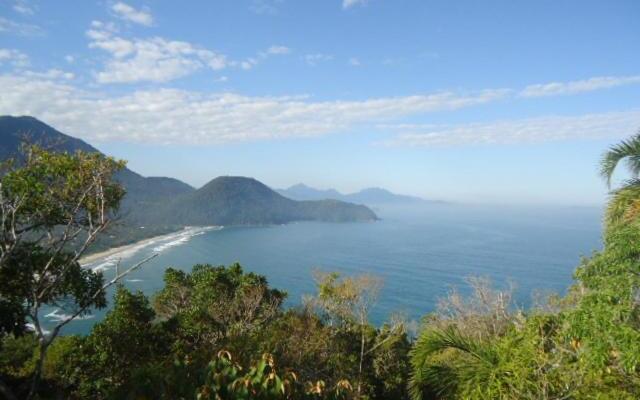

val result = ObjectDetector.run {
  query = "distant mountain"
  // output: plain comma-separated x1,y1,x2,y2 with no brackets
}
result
0,116,377,246
150,177,376,226
0,115,97,158
279,183,344,201
343,187,429,205
277,183,438,205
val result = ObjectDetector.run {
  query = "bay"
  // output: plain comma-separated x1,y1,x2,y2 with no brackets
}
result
50,203,603,335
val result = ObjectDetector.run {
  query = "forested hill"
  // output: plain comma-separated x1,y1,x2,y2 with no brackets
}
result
0,116,377,242
147,176,377,226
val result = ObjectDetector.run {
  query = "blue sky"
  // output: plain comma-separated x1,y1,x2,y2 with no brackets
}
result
0,0,639,205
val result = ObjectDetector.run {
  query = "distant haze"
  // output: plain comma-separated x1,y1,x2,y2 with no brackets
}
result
276,183,444,206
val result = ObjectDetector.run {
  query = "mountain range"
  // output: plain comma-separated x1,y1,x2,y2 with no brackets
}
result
0,116,377,250
277,183,439,205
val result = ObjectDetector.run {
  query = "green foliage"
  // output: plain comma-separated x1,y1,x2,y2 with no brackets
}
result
0,145,129,399
409,221,640,399
1,146,126,226
600,131,640,187
154,263,286,353
600,131,640,230
40,265,384,400
0,146,125,337
48,287,170,399
370,324,411,399
197,351,354,400
0,335,37,379
255,309,363,396
197,351,293,399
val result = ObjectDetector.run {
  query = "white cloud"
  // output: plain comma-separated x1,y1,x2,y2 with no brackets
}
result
64,55,75,64
87,27,231,83
86,25,285,83
381,110,640,147
266,45,291,55
240,58,258,70
0,48,29,68
0,73,509,145
91,20,119,32
23,69,75,80
249,0,283,15
520,75,640,98
253,45,291,64
0,16,44,36
343,0,367,9
4,69,636,146
13,0,35,15
111,2,153,26
304,53,333,66
348,57,361,66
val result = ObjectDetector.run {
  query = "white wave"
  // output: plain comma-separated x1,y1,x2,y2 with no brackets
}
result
83,226,221,270
25,323,51,335
91,260,118,272
45,309,94,322
126,278,143,282
152,236,189,252
152,226,220,253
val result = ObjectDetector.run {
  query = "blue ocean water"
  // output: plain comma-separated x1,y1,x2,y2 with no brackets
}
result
50,203,603,335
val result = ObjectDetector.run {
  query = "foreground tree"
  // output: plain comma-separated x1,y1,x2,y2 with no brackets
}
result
310,272,408,398
153,263,286,354
197,351,356,400
48,286,170,399
0,145,154,399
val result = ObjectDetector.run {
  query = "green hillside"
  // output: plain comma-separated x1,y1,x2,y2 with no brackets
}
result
142,176,377,226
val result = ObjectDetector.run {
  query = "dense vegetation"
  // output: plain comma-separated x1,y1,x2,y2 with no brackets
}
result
1,131,640,399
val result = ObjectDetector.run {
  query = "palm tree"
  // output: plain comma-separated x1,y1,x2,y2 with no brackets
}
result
408,326,500,400
600,131,640,229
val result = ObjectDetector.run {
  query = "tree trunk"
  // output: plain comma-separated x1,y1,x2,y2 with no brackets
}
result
357,326,365,398
26,339,49,400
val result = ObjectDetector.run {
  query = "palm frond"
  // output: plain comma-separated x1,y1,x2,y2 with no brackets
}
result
408,364,458,400
423,326,499,365
605,180,640,231
408,326,499,400
600,131,640,188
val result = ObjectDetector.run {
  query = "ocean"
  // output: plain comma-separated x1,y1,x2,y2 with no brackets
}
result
47,203,603,335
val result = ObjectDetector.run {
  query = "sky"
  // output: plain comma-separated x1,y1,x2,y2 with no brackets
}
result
0,0,639,205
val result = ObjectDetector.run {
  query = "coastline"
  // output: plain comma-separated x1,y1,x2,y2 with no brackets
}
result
79,226,219,266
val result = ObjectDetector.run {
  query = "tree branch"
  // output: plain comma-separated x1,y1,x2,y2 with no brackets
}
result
48,253,158,340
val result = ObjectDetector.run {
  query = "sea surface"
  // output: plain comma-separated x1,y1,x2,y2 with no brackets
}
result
44,203,603,335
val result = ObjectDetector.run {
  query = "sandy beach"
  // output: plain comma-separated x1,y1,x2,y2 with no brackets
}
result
80,226,219,266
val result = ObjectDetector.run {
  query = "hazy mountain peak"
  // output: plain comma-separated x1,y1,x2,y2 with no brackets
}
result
277,183,437,205
289,183,314,190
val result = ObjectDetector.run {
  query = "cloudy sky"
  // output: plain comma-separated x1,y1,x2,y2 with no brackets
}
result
0,0,639,205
